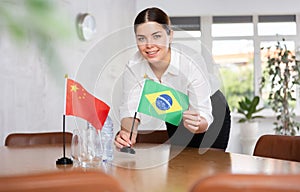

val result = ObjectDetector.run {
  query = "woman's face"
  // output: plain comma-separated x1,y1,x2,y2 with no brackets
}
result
135,22,173,66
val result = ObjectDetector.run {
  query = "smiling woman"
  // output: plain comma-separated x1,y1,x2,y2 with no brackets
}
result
114,7,231,152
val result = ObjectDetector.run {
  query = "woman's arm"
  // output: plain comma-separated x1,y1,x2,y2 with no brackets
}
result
183,53,213,133
115,60,143,149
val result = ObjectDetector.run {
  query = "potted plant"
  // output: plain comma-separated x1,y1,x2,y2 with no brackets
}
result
237,96,265,154
260,39,300,136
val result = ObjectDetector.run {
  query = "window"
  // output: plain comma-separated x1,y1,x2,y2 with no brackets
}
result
258,15,297,36
212,16,253,37
212,16,254,109
171,15,299,111
170,17,201,38
213,40,254,109
260,40,296,106
258,15,297,107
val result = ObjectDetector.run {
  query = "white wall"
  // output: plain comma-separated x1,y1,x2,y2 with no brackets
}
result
136,0,300,16
0,0,136,145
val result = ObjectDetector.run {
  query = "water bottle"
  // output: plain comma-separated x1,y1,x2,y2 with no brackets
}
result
101,116,114,162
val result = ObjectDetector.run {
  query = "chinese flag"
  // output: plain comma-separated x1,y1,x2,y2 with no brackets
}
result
65,78,110,131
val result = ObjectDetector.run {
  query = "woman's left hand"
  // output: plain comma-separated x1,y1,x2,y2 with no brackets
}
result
183,110,208,134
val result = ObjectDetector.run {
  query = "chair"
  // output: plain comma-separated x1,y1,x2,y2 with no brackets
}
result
0,170,124,192
190,173,300,192
136,130,169,144
5,132,73,147
253,134,300,162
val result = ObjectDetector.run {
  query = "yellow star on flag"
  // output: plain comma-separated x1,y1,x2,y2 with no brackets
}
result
65,78,111,131
70,85,79,92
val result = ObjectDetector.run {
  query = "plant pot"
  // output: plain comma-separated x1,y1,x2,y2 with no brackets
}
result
239,121,259,155
240,121,258,139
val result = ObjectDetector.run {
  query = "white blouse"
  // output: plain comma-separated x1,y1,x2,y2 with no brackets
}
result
119,43,213,128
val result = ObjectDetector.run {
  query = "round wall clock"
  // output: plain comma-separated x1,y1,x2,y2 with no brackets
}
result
77,13,97,41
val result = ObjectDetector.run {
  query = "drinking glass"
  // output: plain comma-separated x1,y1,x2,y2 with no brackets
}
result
71,128,81,166
71,124,102,168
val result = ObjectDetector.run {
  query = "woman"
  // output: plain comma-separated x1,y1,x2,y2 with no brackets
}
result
114,7,230,151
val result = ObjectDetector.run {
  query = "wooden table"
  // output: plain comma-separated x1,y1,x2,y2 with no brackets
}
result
1,143,300,192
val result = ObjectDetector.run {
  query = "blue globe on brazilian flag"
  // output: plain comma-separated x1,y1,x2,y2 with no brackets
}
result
137,79,189,126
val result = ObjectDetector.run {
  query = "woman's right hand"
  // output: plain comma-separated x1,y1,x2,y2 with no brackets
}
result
114,117,139,149
114,129,137,149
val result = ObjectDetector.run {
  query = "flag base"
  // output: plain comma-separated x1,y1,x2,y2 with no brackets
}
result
56,157,73,165
120,146,136,154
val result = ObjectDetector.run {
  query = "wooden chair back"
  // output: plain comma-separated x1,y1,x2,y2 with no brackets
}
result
253,134,300,162
190,173,300,192
5,132,73,147
136,130,169,144
0,170,124,192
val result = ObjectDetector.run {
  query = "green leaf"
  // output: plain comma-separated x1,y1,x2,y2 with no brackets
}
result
237,96,264,123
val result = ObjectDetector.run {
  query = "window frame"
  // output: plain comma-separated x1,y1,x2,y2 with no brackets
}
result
170,14,300,114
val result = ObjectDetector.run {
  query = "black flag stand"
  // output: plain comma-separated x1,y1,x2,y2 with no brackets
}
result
56,114,73,165
120,112,136,154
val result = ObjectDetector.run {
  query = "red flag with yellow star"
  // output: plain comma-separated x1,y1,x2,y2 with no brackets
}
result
65,78,110,131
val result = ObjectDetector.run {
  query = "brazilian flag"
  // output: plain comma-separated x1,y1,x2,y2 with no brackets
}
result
137,79,189,126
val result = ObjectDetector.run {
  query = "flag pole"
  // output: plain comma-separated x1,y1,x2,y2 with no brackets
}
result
120,112,136,154
129,112,137,141
63,114,66,158
63,74,68,115
56,75,73,165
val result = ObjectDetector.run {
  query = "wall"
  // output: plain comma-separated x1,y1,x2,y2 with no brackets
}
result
0,0,136,145
136,0,300,16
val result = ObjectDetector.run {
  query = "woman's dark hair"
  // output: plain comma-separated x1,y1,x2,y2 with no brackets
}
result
134,7,171,35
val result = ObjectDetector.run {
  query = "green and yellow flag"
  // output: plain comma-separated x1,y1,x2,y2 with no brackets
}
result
137,79,189,126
